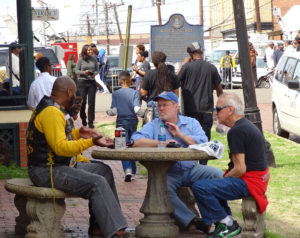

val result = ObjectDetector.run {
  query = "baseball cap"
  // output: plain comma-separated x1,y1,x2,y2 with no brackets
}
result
153,91,178,103
187,42,202,54
188,140,224,159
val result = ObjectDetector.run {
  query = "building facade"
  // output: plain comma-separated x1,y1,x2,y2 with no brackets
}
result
209,0,273,48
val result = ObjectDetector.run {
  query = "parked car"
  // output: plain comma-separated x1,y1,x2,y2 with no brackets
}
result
272,52,300,138
105,55,135,93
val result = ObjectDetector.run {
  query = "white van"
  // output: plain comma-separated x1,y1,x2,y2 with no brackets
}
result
272,51,300,138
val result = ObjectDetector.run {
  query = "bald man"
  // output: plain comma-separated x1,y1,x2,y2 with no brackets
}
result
26,76,128,238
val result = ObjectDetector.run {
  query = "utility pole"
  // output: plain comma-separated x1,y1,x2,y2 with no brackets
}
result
199,0,203,25
41,1,47,45
114,4,123,45
156,0,162,25
95,0,98,26
254,0,262,32
123,5,132,70
87,15,92,44
232,0,276,167
104,3,110,55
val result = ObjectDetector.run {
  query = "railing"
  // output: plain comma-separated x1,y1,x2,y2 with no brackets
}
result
0,44,28,109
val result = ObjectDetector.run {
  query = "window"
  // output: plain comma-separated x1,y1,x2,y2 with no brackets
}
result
292,61,300,83
274,56,287,82
0,44,28,108
282,58,297,85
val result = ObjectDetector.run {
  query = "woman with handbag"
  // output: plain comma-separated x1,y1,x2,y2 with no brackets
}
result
140,51,179,120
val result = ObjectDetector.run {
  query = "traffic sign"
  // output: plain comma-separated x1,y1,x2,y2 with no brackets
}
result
32,8,59,21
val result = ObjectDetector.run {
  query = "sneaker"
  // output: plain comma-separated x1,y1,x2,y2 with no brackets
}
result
82,120,87,127
124,174,132,182
207,221,241,238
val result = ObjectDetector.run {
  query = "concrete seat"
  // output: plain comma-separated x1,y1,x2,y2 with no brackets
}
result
5,178,79,238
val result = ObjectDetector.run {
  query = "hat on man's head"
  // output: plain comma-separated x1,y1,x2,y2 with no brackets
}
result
153,91,178,103
9,42,21,51
187,42,202,54
277,41,284,46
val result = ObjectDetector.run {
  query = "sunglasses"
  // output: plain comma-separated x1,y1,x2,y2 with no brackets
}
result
214,105,230,113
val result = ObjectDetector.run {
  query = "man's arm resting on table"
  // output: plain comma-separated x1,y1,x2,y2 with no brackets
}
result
133,138,158,147
224,153,246,178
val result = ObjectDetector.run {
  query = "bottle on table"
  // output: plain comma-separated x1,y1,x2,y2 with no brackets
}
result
115,124,126,150
158,124,166,149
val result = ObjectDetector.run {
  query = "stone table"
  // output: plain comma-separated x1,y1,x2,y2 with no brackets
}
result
91,147,214,238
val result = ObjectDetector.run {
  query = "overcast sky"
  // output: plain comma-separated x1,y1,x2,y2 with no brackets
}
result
0,0,210,42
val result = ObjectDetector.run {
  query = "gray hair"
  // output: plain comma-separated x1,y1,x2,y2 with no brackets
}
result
219,93,244,116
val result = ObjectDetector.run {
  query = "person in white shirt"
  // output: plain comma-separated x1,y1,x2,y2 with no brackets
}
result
284,40,297,55
5,42,21,94
265,41,275,70
27,57,56,110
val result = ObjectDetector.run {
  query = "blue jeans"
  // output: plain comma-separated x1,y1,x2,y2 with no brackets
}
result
117,119,138,174
167,164,224,227
147,100,158,119
192,177,250,225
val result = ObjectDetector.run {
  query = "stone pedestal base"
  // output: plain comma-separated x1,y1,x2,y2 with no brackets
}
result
14,195,66,238
241,197,265,238
136,161,179,238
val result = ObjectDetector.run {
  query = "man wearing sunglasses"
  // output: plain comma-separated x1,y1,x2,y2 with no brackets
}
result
192,93,270,238
131,91,224,234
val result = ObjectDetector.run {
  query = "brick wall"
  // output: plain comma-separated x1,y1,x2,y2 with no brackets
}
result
19,122,28,167
273,0,300,39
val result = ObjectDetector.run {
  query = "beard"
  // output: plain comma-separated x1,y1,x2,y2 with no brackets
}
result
65,94,77,116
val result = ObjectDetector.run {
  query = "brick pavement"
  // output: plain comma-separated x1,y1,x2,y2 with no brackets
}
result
0,104,273,238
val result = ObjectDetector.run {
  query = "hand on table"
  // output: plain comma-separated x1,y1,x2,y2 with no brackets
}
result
93,136,114,147
79,127,102,139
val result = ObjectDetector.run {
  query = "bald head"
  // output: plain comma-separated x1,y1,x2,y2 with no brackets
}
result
52,76,76,93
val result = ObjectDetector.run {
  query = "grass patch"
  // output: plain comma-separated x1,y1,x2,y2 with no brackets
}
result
209,128,300,238
0,162,29,179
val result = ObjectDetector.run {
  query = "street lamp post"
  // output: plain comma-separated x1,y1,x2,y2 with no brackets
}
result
232,0,276,167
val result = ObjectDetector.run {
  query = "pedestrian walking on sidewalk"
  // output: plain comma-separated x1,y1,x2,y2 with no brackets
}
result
75,44,99,128
107,71,142,182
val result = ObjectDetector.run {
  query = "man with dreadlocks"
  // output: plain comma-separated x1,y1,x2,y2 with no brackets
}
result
141,51,179,119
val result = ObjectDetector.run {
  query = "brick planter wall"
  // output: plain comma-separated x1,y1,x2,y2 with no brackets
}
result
19,122,28,168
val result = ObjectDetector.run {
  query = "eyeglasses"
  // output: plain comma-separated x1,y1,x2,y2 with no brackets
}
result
157,102,175,109
214,105,230,113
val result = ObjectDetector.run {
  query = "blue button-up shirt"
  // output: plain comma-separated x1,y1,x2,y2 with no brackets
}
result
131,115,208,172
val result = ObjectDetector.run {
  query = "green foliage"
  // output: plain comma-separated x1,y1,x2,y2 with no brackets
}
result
0,162,28,179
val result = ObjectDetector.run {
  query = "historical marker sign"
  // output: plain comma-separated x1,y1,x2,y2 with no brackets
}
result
151,14,204,63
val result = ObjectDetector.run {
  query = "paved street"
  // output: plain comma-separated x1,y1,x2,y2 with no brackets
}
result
0,88,296,238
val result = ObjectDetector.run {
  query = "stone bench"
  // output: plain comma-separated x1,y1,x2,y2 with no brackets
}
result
177,187,265,238
5,178,78,238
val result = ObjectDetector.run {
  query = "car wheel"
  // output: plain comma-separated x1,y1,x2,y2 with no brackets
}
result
273,107,289,138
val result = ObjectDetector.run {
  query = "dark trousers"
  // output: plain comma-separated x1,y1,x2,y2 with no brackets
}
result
252,66,258,87
185,112,213,165
222,68,232,85
78,80,97,125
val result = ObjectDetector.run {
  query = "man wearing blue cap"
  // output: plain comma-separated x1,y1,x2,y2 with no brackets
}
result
131,91,223,233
